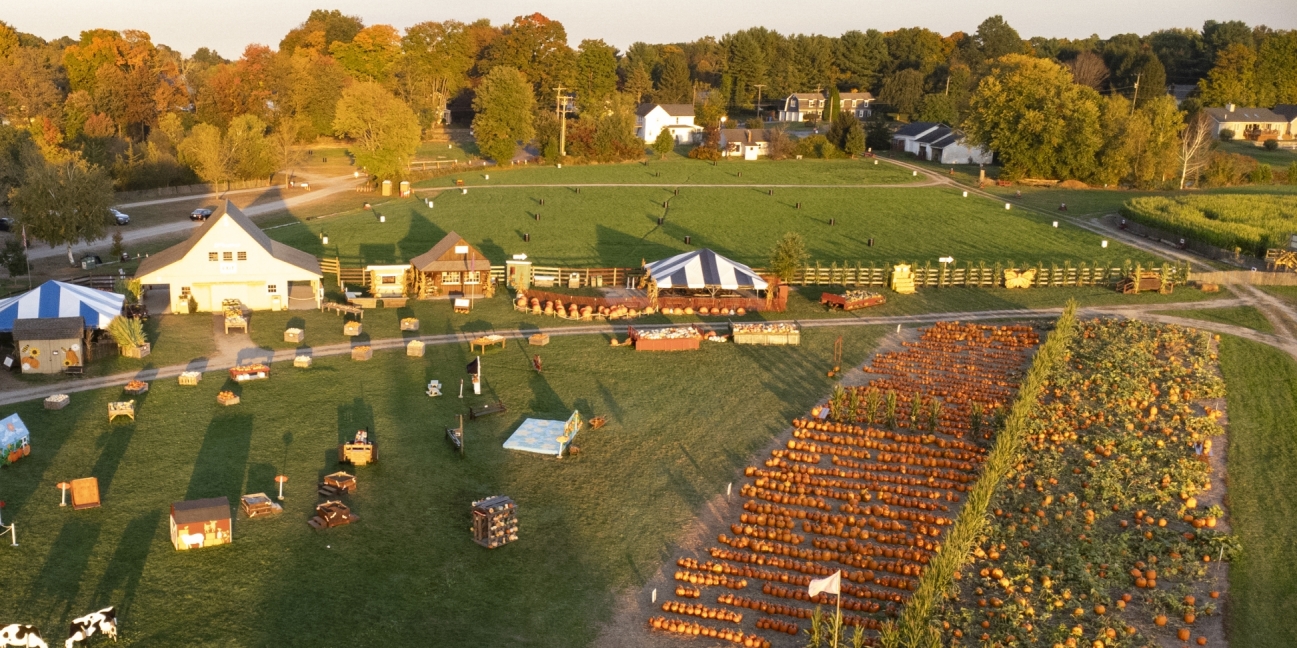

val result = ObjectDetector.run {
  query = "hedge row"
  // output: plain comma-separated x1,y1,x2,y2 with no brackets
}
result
1120,194,1297,257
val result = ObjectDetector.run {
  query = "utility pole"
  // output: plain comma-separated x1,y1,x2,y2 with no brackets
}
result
555,85,569,158
1130,72,1141,116
753,84,766,122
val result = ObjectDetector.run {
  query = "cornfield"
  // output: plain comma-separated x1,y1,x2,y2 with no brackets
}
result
1120,195,1297,257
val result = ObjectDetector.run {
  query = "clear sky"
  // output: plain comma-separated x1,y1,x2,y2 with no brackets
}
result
4,0,1294,58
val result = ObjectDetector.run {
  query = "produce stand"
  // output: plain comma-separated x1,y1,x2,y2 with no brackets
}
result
820,290,886,311
124,380,149,395
627,325,702,351
351,346,373,361
178,371,202,386
229,364,269,382
400,318,419,331
223,300,248,334
294,355,312,368
731,322,802,346
407,340,425,357
528,333,550,346
284,328,304,343
472,495,518,548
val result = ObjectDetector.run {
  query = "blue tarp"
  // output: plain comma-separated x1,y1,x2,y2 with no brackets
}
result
0,280,124,332
503,411,584,457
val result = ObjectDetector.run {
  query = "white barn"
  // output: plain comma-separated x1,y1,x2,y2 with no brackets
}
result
135,201,323,313
892,122,992,165
636,103,701,144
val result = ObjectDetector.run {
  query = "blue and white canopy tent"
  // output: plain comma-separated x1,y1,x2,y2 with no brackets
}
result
644,249,769,292
0,280,125,332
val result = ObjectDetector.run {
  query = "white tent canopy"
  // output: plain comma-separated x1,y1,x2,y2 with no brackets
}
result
645,249,769,290
0,280,124,332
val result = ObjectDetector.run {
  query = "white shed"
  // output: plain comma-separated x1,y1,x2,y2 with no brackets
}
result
135,201,322,313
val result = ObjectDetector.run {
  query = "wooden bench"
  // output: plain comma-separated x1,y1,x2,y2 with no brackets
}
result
323,301,364,318
470,402,507,419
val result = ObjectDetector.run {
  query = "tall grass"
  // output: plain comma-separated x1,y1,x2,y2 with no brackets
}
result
1121,194,1297,256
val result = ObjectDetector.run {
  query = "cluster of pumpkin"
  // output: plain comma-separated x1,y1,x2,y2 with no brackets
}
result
674,585,701,599
936,320,1234,648
216,390,238,405
753,617,799,635
674,568,748,590
661,600,742,623
646,617,770,647
644,321,1039,646
516,295,651,320
659,306,746,316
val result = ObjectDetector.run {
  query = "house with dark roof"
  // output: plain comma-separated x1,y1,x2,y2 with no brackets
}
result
1272,105,1297,144
636,103,701,144
409,231,493,298
892,122,992,164
135,201,322,313
719,129,771,160
778,92,874,122
1203,104,1289,142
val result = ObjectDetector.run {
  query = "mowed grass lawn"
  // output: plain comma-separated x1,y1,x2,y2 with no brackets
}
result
270,185,1159,269
1155,305,1275,334
1219,336,1297,647
0,328,883,646
421,156,920,187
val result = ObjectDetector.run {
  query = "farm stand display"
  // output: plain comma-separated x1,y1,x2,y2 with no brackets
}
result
124,380,149,395
472,495,519,548
933,320,1235,648
178,371,202,386
820,290,886,311
629,325,703,351
339,429,376,465
648,322,1041,646
216,391,240,406
229,364,270,382
731,322,801,346
351,346,373,361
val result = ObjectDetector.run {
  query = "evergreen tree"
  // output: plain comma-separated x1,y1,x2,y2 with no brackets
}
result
574,39,619,113
656,54,692,104
652,128,675,158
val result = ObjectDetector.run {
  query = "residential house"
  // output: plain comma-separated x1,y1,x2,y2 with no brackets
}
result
135,201,322,313
1272,104,1297,144
779,93,827,122
892,122,992,164
719,129,771,160
838,92,874,120
1203,104,1289,142
636,104,701,144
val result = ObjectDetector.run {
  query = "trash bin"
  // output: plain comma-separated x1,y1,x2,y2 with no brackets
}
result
80,257,96,270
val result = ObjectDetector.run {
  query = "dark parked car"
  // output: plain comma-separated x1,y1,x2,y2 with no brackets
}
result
0,217,11,232
191,208,213,221
110,208,130,225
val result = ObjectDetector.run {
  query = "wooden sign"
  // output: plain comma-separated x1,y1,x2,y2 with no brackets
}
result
70,477,101,510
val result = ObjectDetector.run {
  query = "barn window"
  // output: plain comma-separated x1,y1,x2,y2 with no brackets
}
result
266,284,278,293
442,272,461,284
237,252,247,261
209,252,218,261
223,252,233,261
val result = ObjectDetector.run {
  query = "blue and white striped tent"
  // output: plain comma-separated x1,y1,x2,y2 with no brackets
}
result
645,249,769,290
0,281,124,332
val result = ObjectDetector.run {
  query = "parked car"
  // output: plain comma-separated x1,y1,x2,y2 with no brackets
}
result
0,217,11,232
190,208,213,221
110,208,130,225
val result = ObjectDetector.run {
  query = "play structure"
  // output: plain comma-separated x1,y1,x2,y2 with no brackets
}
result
890,264,916,294
339,429,376,466
503,410,584,458
309,500,358,529
0,414,30,466
471,495,519,549
169,497,231,550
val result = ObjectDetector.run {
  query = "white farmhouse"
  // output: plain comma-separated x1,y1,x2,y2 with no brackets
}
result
636,103,701,144
135,201,323,313
891,122,992,164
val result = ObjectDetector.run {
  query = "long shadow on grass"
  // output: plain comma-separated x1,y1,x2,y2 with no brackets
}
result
397,208,446,263
90,510,162,617
185,414,254,501
32,517,102,619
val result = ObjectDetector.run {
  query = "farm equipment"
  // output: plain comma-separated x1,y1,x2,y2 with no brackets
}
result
1266,248,1297,272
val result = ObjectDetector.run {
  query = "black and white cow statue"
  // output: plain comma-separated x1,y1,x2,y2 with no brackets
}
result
0,624,48,648
65,608,116,648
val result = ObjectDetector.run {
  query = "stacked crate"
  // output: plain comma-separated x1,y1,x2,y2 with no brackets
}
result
471,495,519,548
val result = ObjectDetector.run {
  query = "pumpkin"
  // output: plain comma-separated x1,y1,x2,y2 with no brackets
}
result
684,307,694,315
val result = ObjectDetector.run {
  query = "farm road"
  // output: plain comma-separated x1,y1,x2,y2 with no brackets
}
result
0,296,1280,407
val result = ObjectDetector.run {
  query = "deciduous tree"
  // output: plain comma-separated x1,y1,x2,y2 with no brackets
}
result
330,24,402,84
333,82,421,179
471,66,535,164
879,69,924,114
652,127,674,158
573,39,619,113
9,155,114,265
1198,43,1257,106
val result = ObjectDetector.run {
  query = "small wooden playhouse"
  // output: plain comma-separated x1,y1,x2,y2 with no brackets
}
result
409,232,492,299
170,497,232,550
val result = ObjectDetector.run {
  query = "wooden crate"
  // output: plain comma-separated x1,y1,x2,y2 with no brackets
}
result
400,318,419,331
240,493,282,518
344,321,363,336
178,371,202,386
732,329,801,346
528,333,550,346
352,346,373,361
294,355,312,368
284,328,305,343
217,392,240,406
407,340,425,357
121,343,151,359
44,394,69,410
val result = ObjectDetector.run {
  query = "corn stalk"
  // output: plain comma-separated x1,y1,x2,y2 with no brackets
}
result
107,315,147,348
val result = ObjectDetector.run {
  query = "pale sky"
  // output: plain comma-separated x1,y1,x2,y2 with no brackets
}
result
4,0,1295,58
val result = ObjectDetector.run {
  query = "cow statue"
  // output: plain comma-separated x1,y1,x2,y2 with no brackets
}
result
65,608,116,648
0,625,48,648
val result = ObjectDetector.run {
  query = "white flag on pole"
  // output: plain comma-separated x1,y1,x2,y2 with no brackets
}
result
808,570,841,598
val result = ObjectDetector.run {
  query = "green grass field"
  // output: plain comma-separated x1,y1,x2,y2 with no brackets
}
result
421,157,920,187
1219,336,1297,647
1155,305,1275,334
269,185,1157,269
1217,139,1297,169
0,327,883,646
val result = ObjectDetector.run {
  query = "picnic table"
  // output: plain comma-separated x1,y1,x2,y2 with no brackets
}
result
323,301,364,318
470,334,507,354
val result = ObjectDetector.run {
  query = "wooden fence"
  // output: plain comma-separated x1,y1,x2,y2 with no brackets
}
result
776,260,1192,289
1189,270,1297,286
528,266,638,289
319,258,506,290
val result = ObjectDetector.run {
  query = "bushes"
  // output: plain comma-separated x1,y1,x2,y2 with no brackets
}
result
1121,194,1297,256
1250,163,1273,185
1219,128,1235,141
1202,152,1257,187
1264,138,1280,151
